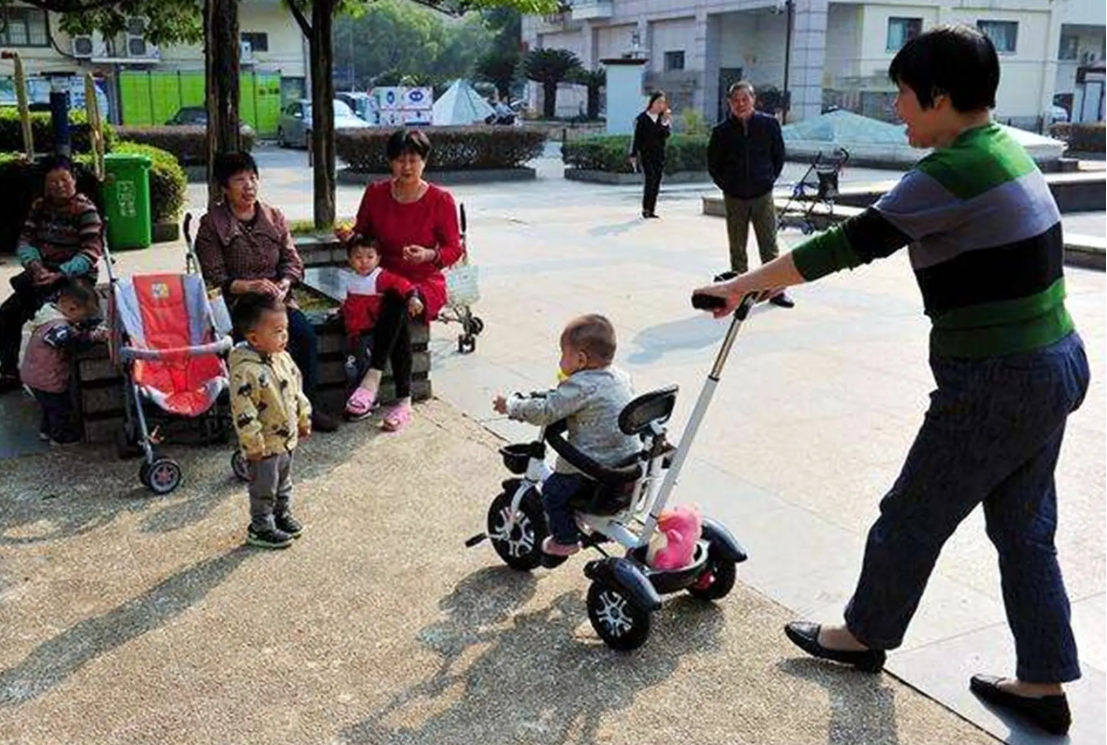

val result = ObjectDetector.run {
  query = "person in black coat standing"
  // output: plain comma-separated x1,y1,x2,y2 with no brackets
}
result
629,91,671,219
707,81,793,307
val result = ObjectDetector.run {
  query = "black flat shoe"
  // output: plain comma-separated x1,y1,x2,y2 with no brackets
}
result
769,293,795,308
784,622,886,673
713,270,738,282
970,674,1071,735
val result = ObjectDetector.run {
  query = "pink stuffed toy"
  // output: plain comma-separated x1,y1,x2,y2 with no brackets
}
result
646,504,702,571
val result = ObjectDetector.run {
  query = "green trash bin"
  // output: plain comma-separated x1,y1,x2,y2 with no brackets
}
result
101,153,152,250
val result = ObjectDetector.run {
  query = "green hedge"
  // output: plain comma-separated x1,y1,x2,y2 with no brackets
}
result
113,141,187,223
0,108,117,155
113,125,256,165
562,134,710,174
1049,122,1106,153
335,127,547,172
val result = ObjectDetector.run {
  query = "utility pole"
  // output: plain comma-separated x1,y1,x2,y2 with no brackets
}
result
782,0,794,121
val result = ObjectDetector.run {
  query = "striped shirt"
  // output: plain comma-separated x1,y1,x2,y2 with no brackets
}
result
16,194,103,278
792,122,1073,359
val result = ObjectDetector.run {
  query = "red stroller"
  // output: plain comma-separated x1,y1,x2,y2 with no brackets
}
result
106,234,235,495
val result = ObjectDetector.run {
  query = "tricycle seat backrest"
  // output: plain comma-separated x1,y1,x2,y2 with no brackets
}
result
618,385,678,436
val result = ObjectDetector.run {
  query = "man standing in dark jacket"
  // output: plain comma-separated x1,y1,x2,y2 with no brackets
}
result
708,81,793,307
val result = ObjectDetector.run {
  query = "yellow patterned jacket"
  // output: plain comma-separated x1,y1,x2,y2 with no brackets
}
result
228,343,312,458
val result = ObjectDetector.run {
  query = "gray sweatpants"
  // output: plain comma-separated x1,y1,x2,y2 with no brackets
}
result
248,452,293,530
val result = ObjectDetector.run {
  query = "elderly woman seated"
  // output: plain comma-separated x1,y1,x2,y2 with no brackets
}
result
194,151,339,432
0,156,102,393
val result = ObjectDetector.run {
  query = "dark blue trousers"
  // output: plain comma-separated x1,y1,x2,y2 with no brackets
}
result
845,333,1090,683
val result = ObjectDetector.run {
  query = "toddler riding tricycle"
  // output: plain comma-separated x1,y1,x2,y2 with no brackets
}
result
467,293,757,650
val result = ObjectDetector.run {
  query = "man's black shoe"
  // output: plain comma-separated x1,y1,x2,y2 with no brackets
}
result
311,409,340,433
769,293,795,308
784,621,886,673
713,270,739,283
274,512,303,538
970,674,1071,735
247,525,294,549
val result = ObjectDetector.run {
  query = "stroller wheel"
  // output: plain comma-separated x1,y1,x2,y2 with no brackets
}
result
142,457,183,495
231,451,250,482
586,581,652,651
470,316,484,336
458,335,476,354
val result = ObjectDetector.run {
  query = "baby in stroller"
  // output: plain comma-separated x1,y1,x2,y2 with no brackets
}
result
493,314,639,556
340,234,424,420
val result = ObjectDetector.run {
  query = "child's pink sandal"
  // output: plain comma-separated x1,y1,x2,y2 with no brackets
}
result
381,401,413,432
345,387,376,421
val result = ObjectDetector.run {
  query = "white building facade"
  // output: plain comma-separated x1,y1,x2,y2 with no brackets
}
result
523,0,1106,128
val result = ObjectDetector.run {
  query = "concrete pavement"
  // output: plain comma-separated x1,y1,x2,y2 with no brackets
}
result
0,147,1103,743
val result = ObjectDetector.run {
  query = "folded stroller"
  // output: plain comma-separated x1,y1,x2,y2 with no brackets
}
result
777,147,850,235
106,237,234,495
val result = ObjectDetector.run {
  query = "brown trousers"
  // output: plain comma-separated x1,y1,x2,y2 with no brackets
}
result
724,192,780,274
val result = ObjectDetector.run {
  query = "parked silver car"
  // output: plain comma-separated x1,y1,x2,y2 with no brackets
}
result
277,99,369,148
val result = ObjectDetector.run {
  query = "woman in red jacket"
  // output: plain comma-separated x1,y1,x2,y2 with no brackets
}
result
343,129,462,431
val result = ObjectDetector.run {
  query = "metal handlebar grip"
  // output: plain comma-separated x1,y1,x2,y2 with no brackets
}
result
691,292,727,311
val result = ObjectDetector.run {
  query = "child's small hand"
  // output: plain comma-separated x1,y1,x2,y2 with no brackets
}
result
407,296,424,317
492,395,509,415
90,326,110,343
299,424,312,439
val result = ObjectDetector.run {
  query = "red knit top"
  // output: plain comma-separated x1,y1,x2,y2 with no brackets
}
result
352,180,463,320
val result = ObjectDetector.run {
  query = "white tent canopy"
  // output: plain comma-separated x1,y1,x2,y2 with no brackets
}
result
432,79,495,126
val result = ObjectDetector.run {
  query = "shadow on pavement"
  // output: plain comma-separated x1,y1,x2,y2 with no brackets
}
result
777,657,901,745
0,546,252,707
340,566,725,745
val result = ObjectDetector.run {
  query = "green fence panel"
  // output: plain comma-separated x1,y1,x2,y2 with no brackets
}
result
254,73,281,138
120,72,152,125
180,71,205,108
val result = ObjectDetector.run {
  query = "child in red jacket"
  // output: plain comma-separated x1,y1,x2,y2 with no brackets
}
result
342,235,423,420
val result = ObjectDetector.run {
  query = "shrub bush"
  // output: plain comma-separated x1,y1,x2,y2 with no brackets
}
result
112,141,187,223
113,125,256,165
1049,122,1106,153
0,108,116,155
563,134,710,174
335,127,547,172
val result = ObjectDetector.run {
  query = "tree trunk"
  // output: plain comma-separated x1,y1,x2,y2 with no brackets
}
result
542,82,556,119
205,0,241,207
310,0,336,229
586,85,600,120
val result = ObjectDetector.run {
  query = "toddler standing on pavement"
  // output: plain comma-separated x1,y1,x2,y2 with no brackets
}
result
229,293,312,549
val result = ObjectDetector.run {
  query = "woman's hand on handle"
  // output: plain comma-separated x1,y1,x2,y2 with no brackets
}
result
694,254,806,319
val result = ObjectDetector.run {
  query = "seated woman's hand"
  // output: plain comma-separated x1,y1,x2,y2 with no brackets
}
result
236,278,282,296
402,244,436,265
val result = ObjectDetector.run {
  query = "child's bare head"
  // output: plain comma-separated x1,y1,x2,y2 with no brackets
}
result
55,277,99,323
346,235,381,276
559,314,616,375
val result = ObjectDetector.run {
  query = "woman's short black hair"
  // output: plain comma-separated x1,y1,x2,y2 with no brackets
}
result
647,91,666,109
232,292,284,337
213,151,259,188
385,128,431,162
889,24,999,111
42,155,73,174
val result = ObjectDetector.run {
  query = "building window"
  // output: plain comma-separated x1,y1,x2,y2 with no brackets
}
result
1058,33,1079,61
663,51,685,72
978,20,1018,53
241,32,269,53
0,8,49,47
886,17,922,52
